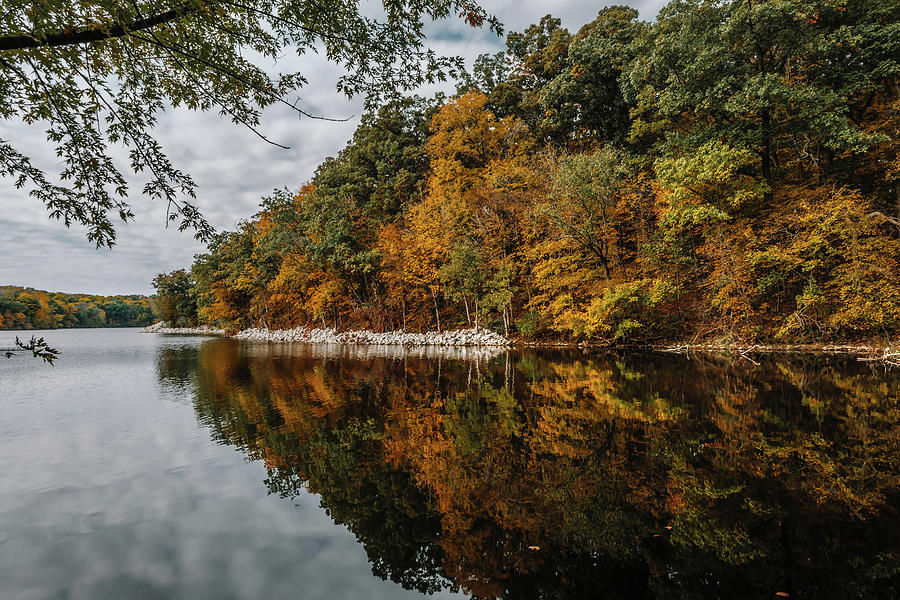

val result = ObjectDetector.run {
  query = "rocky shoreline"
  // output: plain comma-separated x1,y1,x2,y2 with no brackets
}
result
141,322,511,347
234,326,511,347
139,322,896,364
140,322,226,335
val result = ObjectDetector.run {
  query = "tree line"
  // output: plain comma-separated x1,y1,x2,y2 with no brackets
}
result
155,1,900,343
0,286,155,330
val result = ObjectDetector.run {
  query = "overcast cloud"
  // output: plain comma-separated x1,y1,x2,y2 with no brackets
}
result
0,1,665,296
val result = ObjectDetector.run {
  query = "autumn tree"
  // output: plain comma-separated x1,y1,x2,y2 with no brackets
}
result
409,90,533,331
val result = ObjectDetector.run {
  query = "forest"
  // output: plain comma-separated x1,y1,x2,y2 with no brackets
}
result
155,0,900,345
0,286,154,330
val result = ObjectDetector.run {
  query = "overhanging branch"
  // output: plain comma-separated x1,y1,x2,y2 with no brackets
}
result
0,6,191,51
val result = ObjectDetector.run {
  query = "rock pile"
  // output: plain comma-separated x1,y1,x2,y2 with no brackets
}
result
140,322,226,335
234,326,510,347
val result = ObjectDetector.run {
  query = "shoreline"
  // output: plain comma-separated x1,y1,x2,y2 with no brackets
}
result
140,322,226,335
234,326,511,347
139,322,897,363
141,323,511,347
521,340,898,364
520,340,896,354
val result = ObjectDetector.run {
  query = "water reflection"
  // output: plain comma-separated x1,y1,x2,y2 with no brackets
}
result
159,340,900,599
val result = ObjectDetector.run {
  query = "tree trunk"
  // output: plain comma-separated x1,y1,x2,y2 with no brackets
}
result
761,109,774,203
588,246,611,279
503,306,510,336
432,289,441,333
821,147,834,174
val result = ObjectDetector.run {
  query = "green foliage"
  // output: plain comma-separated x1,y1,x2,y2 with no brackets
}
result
583,278,679,342
3,335,60,363
313,97,433,223
151,269,197,327
545,146,634,279
627,0,899,191
477,15,573,143
439,241,491,328
654,141,765,211
540,6,645,145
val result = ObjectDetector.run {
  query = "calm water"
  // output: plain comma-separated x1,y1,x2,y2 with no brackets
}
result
1,329,899,599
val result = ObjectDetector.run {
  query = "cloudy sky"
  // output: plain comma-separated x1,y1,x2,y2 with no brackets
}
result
0,0,665,296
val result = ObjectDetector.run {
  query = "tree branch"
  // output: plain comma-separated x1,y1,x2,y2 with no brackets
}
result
0,5,194,51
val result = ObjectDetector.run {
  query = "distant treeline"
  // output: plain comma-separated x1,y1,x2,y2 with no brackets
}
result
155,1,900,343
0,286,155,330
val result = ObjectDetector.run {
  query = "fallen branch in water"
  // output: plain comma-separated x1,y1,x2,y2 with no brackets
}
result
739,344,761,365
659,343,891,355
858,347,900,368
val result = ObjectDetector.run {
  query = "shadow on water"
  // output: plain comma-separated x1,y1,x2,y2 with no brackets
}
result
157,339,900,600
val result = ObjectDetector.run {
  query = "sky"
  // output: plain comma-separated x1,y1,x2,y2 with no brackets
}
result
0,0,665,296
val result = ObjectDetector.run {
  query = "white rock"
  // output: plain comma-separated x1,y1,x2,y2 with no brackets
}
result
140,321,226,335
232,326,510,348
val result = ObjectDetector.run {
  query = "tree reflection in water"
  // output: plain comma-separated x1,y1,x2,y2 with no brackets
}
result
157,340,900,599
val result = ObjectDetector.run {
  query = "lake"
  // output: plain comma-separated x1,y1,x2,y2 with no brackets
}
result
1,328,898,599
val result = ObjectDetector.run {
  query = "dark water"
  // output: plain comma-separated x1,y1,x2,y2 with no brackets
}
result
1,329,899,599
